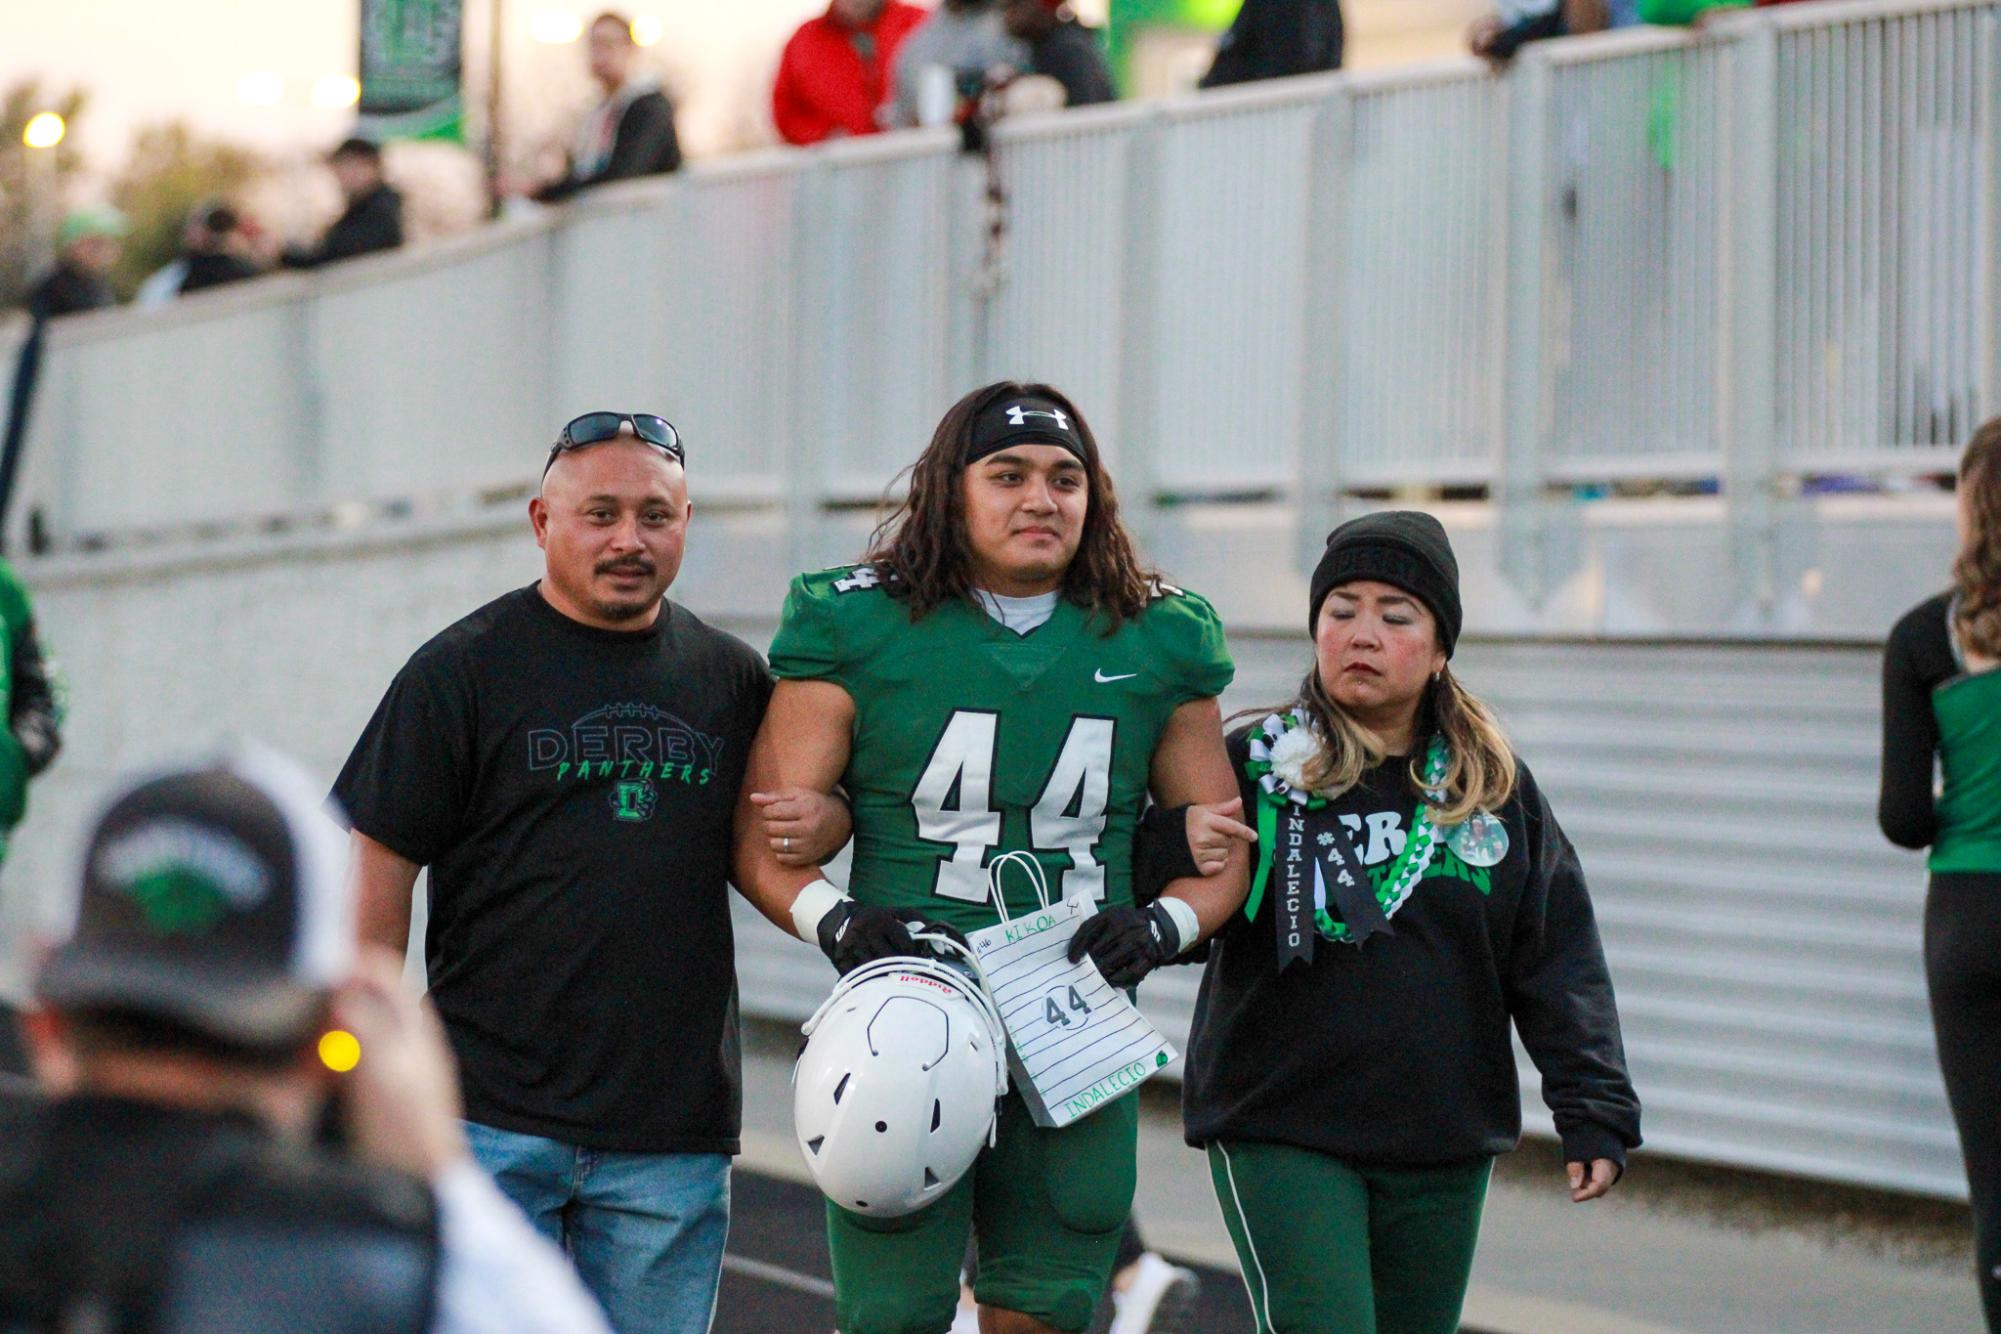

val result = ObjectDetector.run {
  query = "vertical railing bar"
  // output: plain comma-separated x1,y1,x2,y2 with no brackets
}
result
1722,18,1781,623
1112,111,1164,548
1500,49,1554,611
1298,86,1351,573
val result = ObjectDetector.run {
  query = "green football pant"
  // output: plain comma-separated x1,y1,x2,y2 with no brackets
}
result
1208,1140,1492,1334
826,1089,1138,1334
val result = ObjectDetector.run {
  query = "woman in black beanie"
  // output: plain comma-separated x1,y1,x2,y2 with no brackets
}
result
1153,510,1641,1334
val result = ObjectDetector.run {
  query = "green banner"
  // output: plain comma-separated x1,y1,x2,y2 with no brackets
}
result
359,0,465,143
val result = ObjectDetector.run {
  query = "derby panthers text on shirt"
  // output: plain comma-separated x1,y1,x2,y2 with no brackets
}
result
527,702,728,822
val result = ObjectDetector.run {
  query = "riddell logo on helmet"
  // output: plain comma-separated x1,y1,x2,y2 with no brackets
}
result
894,974,956,996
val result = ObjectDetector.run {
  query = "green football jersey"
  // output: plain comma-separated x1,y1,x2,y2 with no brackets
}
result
768,567,1235,931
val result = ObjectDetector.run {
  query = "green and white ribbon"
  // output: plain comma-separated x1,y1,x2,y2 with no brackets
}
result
1244,711,1450,950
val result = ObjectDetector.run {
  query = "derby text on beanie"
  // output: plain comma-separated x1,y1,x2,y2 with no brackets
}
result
1309,510,1463,656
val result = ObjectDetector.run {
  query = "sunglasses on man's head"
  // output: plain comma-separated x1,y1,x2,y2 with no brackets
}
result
544,412,685,475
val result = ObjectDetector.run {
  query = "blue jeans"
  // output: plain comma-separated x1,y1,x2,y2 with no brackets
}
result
465,1121,730,1334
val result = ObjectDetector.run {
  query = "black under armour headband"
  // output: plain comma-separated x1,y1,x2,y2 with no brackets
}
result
964,394,1088,467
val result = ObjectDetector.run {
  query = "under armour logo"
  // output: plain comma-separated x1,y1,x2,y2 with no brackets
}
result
1006,405,1070,431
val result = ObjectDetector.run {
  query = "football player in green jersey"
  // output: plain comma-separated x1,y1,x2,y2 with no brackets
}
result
734,381,1250,1334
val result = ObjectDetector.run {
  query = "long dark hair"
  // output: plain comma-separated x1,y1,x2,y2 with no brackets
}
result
1954,417,2001,660
863,381,1157,627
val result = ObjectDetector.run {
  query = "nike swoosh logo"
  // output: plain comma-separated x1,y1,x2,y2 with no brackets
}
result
1094,670,1138,683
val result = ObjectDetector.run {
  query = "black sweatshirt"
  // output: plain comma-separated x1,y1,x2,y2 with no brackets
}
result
1878,591,1954,850
1165,726,1641,1169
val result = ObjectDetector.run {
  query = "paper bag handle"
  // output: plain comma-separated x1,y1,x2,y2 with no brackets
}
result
986,850,1052,925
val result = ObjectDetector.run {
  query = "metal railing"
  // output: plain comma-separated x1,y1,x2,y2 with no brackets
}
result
11,1,1996,602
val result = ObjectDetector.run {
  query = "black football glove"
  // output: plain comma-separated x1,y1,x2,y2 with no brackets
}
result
1066,902,1182,988
817,902,969,976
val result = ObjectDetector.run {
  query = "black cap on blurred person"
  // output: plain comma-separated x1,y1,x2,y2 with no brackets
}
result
35,743,354,1050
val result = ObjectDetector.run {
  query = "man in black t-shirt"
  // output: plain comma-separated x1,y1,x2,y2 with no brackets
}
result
333,413,844,1332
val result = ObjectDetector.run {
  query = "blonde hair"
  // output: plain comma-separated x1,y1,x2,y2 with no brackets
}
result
1251,663,1517,827
1954,417,2001,661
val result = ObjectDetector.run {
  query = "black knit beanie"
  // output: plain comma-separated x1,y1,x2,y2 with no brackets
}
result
1308,511,1462,657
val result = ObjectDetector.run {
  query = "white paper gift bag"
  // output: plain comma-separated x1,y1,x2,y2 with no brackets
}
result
964,852,1177,1129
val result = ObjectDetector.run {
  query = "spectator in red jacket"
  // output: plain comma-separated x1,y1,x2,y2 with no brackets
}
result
772,0,929,146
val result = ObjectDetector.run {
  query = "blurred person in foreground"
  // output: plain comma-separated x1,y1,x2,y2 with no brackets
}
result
773,0,929,146
884,0,1026,129
1879,418,2001,1331
282,138,404,271
0,743,609,1333
1198,0,1342,89
334,413,848,1332
1000,0,1116,109
135,203,263,309
0,554,64,1077
26,208,126,320
516,11,682,203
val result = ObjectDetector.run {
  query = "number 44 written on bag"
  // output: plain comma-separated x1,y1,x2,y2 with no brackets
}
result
965,853,1176,1129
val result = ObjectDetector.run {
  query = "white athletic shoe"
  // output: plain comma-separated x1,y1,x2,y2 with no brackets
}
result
1108,1252,1200,1334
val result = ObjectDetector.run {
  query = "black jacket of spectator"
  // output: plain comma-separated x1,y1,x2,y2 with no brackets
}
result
178,251,262,296
26,264,114,320
282,184,404,270
1027,19,1117,108
1199,0,1344,88
0,1090,439,1332
535,91,683,203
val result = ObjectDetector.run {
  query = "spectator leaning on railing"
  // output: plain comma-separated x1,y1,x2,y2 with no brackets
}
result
281,138,403,271
514,11,682,203
773,0,929,146
1467,0,1635,64
1000,0,1117,109
1199,0,1343,89
136,203,262,308
26,209,125,321
884,0,1027,129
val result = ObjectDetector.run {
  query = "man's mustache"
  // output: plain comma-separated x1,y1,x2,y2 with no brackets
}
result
597,558,656,576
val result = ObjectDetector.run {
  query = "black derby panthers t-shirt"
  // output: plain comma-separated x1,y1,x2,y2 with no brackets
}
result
333,585,772,1153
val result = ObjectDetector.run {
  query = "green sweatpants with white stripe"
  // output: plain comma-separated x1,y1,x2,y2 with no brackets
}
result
1208,1141,1492,1334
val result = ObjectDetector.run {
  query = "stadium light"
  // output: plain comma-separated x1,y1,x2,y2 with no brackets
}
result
237,72,286,107
630,15,665,46
312,75,362,110
22,112,64,150
529,7,583,43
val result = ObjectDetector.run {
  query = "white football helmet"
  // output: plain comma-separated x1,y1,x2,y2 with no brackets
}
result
792,932,1008,1218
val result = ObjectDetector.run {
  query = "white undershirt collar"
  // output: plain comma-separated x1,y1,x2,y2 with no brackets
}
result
974,587,1061,635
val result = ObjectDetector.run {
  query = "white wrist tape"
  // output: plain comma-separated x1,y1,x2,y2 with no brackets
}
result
1157,897,1201,955
790,878,851,945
